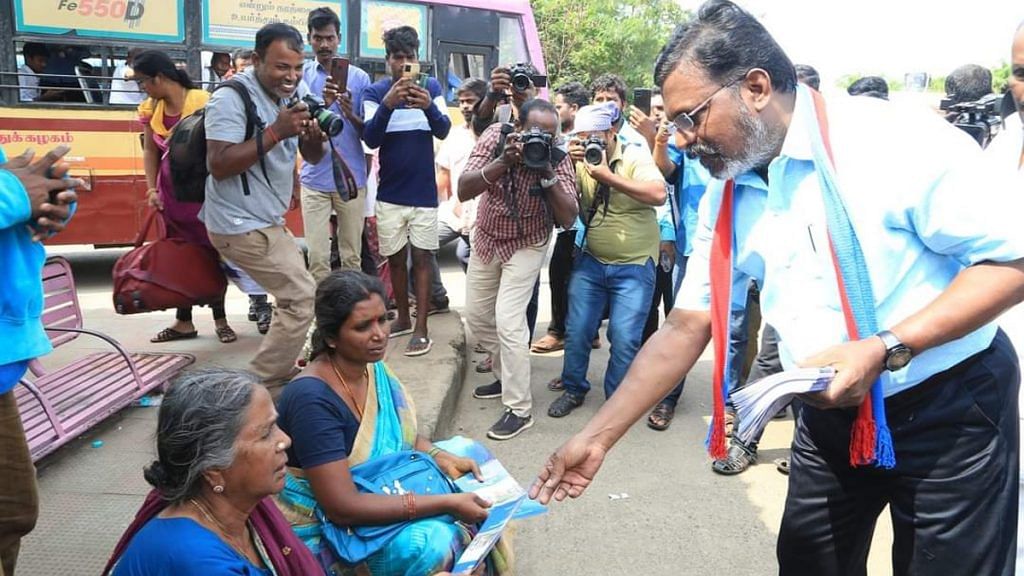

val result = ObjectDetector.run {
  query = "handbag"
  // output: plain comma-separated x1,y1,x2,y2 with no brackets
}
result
112,210,227,315
317,450,458,565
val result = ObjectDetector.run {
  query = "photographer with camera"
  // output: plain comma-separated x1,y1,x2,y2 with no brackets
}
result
202,23,326,392
547,101,666,419
362,25,451,357
459,99,578,440
298,7,371,281
941,64,1003,148
471,62,544,135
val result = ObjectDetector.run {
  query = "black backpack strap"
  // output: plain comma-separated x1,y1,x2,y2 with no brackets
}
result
577,158,619,250
214,80,272,195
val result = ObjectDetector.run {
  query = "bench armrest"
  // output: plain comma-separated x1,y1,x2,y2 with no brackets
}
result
44,326,146,393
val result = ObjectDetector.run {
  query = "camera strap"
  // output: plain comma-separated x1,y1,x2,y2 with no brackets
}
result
328,138,359,201
578,160,618,249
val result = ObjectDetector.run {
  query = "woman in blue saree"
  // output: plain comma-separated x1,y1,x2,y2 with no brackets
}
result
275,270,512,576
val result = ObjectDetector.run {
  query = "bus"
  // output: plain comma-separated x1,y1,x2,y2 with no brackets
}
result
0,0,545,246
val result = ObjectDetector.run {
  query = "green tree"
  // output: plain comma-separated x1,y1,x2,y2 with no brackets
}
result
533,0,687,94
992,62,1011,93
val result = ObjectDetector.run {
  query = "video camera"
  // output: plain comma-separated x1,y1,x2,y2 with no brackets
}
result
509,63,547,93
289,94,343,137
939,93,1003,148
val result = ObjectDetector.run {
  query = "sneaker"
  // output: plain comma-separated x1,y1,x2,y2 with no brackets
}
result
487,409,533,440
473,380,502,399
248,300,257,322
547,391,585,418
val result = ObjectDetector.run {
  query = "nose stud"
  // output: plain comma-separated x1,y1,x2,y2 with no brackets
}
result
276,441,287,451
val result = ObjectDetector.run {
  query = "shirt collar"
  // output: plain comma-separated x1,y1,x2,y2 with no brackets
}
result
777,84,815,162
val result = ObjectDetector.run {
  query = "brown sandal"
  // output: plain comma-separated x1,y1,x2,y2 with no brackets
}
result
216,325,237,343
150,328,198,343
647,402,676,431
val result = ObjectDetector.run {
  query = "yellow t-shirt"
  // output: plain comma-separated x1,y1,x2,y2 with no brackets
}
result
575,141,665,265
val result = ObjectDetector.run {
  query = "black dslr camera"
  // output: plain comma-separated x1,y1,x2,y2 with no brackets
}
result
509,63,548,93
581,135,606,165
290,94,344,137
939,93,1004,148
518,127,556,170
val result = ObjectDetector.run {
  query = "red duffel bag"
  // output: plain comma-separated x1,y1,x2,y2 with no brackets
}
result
113,211,227,315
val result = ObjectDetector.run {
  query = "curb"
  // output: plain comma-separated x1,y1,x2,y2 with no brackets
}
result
384,309,467,440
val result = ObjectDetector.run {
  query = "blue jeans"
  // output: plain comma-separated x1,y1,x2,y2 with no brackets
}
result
561,253,656,398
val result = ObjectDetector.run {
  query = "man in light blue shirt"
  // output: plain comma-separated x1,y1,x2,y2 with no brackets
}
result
532,3,1024,574
299,7,371,280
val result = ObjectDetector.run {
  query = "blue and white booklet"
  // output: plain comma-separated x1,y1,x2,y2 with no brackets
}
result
434,436,546,574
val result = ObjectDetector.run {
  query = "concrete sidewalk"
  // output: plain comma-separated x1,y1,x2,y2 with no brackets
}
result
16,252,468,575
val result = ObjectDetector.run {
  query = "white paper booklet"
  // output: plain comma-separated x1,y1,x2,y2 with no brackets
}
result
731,367,836,445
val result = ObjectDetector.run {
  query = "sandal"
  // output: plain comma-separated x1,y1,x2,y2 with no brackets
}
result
646,402,676,431
216,325,237,343
531,334,565,354
150,328,198,343
474,343,488,354
724,411,736,438
389,323,414,338
774,457,790,475
475,356,493,374
711,441,758,476
404,336,433,357
547,377,564,391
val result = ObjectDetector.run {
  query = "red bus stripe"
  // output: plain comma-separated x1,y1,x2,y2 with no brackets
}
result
0,117,142,132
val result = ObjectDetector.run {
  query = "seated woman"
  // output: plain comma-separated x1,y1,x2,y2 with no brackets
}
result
275,270,510,575
104,369,321,575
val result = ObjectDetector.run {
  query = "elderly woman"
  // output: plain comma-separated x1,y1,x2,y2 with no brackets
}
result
104,369,321,575
275,270,510,575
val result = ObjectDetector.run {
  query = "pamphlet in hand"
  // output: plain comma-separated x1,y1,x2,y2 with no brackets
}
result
433,436,546,574
433,436,547,519
731,367,836,445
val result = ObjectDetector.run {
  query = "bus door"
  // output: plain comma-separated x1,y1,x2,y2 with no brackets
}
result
430,5,500,108
436,42,494,105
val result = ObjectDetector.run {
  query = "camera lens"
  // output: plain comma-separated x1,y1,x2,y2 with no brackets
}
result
315,110,344,137
584,146,603,165
522,140,549,169
511,72,532,92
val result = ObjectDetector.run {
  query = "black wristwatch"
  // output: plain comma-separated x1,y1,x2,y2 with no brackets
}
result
876,330,912,372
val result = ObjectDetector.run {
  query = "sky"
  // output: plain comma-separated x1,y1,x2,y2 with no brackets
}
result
674,0,1024,89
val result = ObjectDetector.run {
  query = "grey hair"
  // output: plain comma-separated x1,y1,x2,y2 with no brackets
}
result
143,368,257,504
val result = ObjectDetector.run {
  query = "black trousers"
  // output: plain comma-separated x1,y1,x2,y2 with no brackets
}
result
545,229,577,338
778,330,1020,576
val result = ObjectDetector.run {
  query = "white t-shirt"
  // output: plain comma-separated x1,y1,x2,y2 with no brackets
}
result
435,125,478,233
109,64,145,105
18,65,39,102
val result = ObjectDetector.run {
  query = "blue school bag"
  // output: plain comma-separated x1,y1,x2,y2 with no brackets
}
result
317,450,459,564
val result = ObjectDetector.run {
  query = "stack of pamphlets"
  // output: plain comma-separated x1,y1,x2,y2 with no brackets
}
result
731,367,836,445
433,436,546,574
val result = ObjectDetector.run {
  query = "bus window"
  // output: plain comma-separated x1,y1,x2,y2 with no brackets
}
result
498,16,528,65
446,52,488,100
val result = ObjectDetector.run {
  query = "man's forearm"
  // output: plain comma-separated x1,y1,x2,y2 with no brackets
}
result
653,143,676,179
208,133,278,180
545,183,579,229
459,159,507,202
579,308,711,450
891,259,1024,354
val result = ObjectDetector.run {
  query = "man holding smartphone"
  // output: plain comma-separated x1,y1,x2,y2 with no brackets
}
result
363,25,451,357
298,7,371,280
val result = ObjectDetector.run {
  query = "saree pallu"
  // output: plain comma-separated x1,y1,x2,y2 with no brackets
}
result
275,361,511,576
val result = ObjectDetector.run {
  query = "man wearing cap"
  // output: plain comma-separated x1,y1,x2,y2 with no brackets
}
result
547,101,667,418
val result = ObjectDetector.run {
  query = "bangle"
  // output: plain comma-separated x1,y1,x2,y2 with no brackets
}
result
428,446,442,458
146,187,158,195
402,493,416,520
264,125,280,145
480,166,497,187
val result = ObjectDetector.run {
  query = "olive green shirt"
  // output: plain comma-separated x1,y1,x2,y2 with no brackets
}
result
576,141,665,265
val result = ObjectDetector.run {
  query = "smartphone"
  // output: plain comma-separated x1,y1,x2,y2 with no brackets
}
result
633,88,652,116
330,56,349,93
401,62,420,80
416,73,429,89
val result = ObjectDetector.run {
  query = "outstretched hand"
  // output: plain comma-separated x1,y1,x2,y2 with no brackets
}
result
528,434,608,504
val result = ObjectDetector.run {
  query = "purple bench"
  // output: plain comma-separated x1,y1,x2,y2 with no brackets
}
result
16,256,195,462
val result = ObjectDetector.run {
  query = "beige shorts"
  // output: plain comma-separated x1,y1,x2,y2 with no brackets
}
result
375,200,440,257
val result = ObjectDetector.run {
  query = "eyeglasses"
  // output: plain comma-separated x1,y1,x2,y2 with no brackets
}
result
670,78,742,134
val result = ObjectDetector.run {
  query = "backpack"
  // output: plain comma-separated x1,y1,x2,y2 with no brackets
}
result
167,79,271,203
